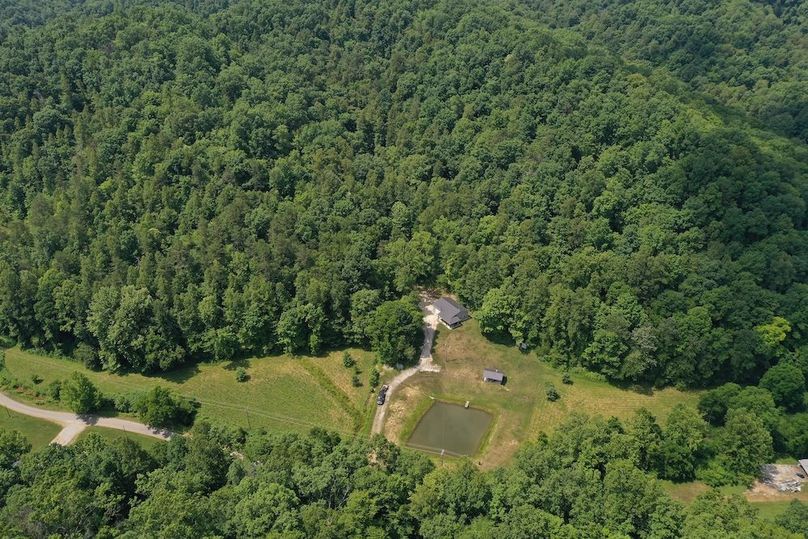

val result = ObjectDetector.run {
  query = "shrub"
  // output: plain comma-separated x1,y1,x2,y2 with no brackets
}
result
775,500,808,535
562,372,572,385
369,368,380,388
342,352,355,368
235,367,249,382
114,393,134,413
696,458,738,487
546,383,560,402
30,374,43,385
60,372,102,414
351,374,362,387
134,386,197,429
73,343,101,371
46,379,62,401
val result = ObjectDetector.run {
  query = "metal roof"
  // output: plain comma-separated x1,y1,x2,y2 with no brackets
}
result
433,297,469,325
483,368,505,381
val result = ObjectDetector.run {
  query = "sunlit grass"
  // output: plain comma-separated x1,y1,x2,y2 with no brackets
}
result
386,320,701,468
75,426,165,450
4,347,378,435
0,407,61,449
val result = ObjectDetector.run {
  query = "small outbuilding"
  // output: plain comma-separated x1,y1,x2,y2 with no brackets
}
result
433,297,470,329
799,459,808,476
483,368,505,384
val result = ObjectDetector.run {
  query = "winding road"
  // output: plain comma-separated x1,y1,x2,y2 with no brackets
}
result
0,391,173,445
371,298,441,436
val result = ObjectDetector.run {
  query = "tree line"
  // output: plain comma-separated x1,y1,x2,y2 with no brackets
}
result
1,411,807,538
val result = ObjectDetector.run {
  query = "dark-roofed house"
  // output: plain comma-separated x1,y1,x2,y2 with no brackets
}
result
433,297,470,329
483,368,505,384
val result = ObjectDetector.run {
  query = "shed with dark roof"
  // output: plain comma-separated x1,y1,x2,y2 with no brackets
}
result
483,368,505,384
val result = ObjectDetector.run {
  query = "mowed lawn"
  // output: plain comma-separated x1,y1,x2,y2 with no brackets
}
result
0,408,61,449
75,426,165,451
4,347,378,435
385,320,701,469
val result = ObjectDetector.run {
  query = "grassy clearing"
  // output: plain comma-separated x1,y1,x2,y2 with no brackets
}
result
385,320,701,469
75,426,164,451
660,480,712,504
0,408,60,449
660,481,748,504
750,500,797,521
661,479,808,522
4,347,378,435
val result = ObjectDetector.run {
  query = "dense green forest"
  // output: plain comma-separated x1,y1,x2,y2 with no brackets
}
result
0,0,807,536
2,414,808,538
0,0,806,385
531,0,808,142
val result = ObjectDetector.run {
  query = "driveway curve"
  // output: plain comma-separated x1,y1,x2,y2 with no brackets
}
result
0,391,173,445
371,295,442,436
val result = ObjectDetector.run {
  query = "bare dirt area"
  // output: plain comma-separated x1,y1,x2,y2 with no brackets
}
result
747,464,808,501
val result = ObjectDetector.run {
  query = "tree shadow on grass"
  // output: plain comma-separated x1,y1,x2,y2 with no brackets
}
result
222,358,249,371
92,402,122,418
629,384,655,396
608,382,655,396
481,331,516,347
147,363,201,384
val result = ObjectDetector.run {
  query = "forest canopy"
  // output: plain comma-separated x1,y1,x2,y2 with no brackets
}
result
0,414,803,538
0,0,805,388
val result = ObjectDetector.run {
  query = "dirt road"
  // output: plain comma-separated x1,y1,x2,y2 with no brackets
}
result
0,391,173,445
371,299,441,436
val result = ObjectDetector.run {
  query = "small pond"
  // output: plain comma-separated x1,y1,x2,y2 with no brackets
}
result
406,401,492,456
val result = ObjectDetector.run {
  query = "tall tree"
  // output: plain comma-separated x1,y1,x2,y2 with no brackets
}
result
366,299,423,367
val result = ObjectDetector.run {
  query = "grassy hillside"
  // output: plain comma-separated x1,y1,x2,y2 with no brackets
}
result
386,320,701,468
3,347,379,435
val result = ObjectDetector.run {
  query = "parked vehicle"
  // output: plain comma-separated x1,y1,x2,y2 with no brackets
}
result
376,385,390,405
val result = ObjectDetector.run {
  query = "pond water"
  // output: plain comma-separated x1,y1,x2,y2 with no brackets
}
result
406,401,492,456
